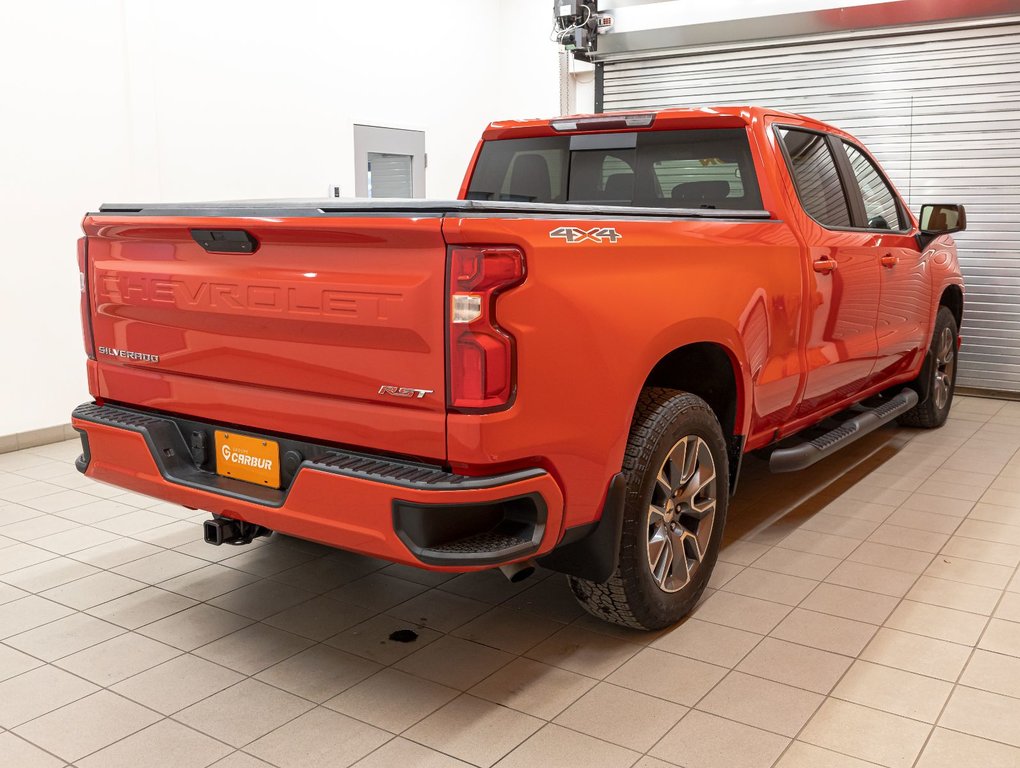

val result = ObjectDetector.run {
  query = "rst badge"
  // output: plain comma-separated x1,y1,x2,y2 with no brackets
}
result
378,385,433,399
550,226,622,244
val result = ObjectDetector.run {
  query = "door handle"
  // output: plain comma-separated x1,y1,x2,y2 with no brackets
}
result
812,257,838,274
880,253,899,268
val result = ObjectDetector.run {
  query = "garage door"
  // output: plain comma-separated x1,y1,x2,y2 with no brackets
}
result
602,18,1020,393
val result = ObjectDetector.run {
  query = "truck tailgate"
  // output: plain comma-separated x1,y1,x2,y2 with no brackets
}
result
82,214,448,460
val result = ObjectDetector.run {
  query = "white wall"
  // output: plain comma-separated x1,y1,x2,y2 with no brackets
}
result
605,0,895,31
0,0,560,436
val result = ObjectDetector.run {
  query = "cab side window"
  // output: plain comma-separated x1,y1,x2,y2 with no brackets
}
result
841,142,905,230
776,128,852,229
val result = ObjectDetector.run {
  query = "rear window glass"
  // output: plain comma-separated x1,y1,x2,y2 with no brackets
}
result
466,129,763,210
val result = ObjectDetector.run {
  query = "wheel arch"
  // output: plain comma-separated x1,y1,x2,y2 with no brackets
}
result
939,284,964,330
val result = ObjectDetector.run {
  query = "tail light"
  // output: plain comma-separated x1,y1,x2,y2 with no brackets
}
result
447,246,525,411
77,237,95,359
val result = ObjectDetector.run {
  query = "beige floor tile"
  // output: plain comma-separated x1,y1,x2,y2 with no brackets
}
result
771,608,877,656
915,726,1020,768
194,622,312,675
77,719,233,768
800,698,930,768
906,575,1002,615
0,732,65,768
207,579,314,620
325,614,442,665
689,591,791,635
0,664,99,727
960,648,1020,699
848,541,934,573
55,631,180,685
86,585,197,629
451,606,563,655
902,490,982,514
607,646,727,705
833,660,952,723
525,624,641,678
707,560,744,589
256,644,381,703
798,513,879,539
263,595,374,641
112,549,208,584
495,723,639,768
351,737,473,768
386,589,490,633
748,547,841,580
4,611,123,661
554,682,686,751
501,575,587,623
650,710,789,768
0,594,73,638
396,635,513,690
860,628,971,682
176,679,314,748
799,582,899,624
924,556,1014,589
157,563,261,601
954,518,1020,546
13,690,161,763
776,529,860,559
137,603,253,650
939,686,1020,747
0,642,42,682
868,523,949,554
885,600,988,645
32,525,118,555
405,694,543,768
246,707,389,768
820,497,897,522
940,536,1020,567
969,501,1020,527
978,618,1020,657
40,569,146,610
469,657,595,720
219,543,319,577
824,560,918,597
718,539,772,565
736,637,851,694
439,569,537,605
71,536,162,567
2,556,98,592
326,572,428,609
774,741,878,768
697,671,823,737
721,567,818,606
631,758,678,768
650,618,761,668
885,508,961,535
112,653,244,714
327,667,457,732
995,591,1020,622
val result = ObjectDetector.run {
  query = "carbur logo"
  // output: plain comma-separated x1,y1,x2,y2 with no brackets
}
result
220,443,274,470
549,226,622,244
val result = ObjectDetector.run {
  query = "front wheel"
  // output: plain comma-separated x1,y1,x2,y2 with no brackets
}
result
569,388,729,630
899,306,959,428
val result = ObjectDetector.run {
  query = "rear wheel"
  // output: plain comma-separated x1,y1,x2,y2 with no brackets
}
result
899,306,958,428
569,388,728,630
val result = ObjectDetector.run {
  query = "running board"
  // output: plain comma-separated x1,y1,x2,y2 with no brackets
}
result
769,389,919,473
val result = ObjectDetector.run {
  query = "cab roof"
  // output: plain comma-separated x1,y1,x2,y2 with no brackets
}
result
482,106,838,140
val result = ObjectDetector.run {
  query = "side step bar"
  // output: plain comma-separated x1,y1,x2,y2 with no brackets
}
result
770,389,919,473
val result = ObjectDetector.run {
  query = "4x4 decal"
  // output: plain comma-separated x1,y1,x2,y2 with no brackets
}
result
549,226,622,244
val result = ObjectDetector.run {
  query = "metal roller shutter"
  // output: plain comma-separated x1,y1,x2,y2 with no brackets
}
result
602,18,1020,393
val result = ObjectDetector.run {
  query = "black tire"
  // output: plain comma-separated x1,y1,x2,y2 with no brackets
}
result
899,306,959,429
569,388,729,630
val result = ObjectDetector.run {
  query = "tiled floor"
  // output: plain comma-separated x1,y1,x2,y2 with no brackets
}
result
1,395,1019,768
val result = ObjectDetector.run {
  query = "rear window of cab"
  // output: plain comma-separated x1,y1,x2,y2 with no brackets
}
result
466,128,763,210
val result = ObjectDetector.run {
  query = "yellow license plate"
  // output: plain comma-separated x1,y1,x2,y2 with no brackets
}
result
215,430,280,488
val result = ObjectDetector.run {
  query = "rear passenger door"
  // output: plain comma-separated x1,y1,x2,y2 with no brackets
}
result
835,140,931,381
773,123,881,420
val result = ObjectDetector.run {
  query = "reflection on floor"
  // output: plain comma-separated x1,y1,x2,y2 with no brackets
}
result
1,396,1019,768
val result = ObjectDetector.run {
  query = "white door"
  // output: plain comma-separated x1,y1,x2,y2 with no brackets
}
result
353,125,426,198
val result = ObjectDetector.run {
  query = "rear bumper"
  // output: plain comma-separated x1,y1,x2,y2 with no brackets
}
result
71,402,564,570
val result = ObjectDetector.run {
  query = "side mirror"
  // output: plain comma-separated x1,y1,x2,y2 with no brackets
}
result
919,203,967,235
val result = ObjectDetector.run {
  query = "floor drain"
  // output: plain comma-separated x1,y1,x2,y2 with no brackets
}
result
388,629,419,643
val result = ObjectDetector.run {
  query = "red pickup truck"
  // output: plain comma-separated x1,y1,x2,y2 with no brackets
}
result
72,107,965,629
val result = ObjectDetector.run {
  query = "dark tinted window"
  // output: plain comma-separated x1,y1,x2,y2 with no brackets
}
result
466,129,763,210
777,128,851,228
842,142,904,230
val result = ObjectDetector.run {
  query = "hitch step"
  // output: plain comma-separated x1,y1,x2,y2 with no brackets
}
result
769,388,919,473
203,517,272,546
